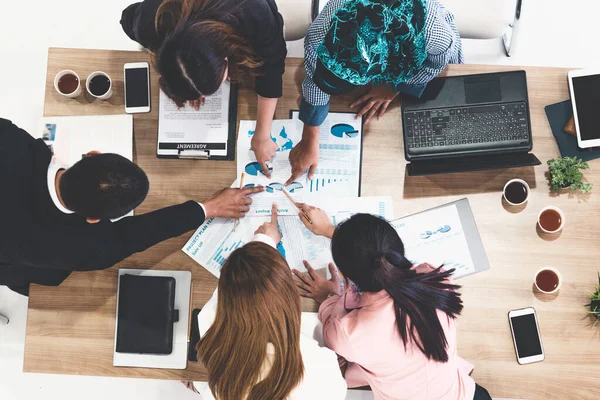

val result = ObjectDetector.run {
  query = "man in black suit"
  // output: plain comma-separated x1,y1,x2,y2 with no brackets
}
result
0,118,263,296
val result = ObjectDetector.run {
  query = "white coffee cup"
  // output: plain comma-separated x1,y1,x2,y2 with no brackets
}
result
538,206,565,233
86,71,113,100
54,70,82,98
503,178,530,205
534,266,562,294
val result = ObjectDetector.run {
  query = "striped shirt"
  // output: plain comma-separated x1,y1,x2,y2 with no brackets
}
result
300,0,464,126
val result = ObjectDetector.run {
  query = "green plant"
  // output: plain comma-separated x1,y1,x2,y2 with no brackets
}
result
586,273,600,326
547,156,592,193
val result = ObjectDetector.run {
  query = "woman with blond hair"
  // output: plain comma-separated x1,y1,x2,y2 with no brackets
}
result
190,206,347,400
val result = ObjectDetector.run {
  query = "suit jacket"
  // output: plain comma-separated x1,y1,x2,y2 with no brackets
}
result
120,0,287,98
0,118,205,291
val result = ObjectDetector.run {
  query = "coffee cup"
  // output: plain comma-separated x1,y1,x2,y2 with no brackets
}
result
503,178,530,205
538,206,565,233
534,267,562,294
86,71,112,100
54,70,82,98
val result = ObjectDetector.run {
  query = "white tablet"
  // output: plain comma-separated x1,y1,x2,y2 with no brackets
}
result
567,69,600,148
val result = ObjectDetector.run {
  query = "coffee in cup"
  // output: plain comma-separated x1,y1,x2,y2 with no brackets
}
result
534,267,562,294
503,179,530,205
54,70,82,98
86,71,112,100
538,206,565,233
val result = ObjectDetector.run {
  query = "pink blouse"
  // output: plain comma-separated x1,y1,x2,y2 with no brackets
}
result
318,264,476,400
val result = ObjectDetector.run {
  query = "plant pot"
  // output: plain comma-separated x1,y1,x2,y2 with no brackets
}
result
591,297,600,321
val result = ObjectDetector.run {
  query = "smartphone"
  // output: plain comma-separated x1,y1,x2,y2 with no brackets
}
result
124,62,150,114
508,307,545,365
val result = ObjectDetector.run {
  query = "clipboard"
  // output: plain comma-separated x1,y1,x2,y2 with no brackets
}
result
156,83,238,161
289,110,364,196
391,198,490,279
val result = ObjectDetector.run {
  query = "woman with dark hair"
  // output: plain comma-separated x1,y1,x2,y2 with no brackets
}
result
121,0,286,176
292,207,492,400
286,0,462,185
188,205,347,400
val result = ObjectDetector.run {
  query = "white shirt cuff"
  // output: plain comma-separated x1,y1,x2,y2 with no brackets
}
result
251,234,277,249
197,202,207,218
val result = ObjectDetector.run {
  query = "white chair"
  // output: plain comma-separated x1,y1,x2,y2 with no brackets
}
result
441,0,523,56
275,0,319,41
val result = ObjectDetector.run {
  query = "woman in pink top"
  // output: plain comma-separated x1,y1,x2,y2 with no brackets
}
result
292,210,492,400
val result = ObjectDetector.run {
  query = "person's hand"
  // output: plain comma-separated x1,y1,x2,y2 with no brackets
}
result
286,137,319,185
296,203,335,238
254,203,282,244
293,262,342,304
188,96,206,110
202,186,264,219
251,131,278,179
350,85,398,124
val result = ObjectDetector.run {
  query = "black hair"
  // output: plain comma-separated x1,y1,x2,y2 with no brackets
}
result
331,213,463,362
59,153,149,220
313,59,360,96
155,18,262,107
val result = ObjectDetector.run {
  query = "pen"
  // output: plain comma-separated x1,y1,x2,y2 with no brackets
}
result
234,172,245,231
282,188,313,224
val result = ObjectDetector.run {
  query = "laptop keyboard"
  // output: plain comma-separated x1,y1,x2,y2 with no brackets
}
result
404,102,530,152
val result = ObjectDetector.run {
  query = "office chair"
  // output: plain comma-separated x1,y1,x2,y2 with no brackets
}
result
275,0,319,41
442,0,523,56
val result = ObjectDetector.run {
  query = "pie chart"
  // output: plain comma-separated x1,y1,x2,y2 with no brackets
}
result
245,162,273,176
331,123,359,138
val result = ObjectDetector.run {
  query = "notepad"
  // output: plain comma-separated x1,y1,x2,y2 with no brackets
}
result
116,274,177,355
113,269,192,369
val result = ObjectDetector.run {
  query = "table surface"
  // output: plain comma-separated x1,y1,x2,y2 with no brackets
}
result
23,48,600,399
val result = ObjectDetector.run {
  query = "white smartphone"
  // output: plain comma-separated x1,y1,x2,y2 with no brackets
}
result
124,62,151,114
567,68,600,148
508,307,544,365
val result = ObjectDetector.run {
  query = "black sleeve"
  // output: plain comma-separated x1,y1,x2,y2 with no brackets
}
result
120,0,165,51
10,201,205,272
243,0,287,98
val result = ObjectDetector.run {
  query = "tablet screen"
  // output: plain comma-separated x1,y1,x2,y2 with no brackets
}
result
572,74,600,141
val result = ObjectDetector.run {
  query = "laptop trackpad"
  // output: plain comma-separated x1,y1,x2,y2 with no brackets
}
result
464,76,502,104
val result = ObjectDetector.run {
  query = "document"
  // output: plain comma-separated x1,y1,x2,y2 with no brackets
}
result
37,114,133,167
157,81,231,158
183,196,393,278
390,204,475,279
237,113,363,216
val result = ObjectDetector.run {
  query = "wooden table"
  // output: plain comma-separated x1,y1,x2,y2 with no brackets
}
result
24,48,600,399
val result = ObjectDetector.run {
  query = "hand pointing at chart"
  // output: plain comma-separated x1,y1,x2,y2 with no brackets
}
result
286,125,320,186
254,203,282,244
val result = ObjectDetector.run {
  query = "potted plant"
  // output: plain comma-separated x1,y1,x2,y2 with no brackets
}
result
547,156,592,193
587,273,600,326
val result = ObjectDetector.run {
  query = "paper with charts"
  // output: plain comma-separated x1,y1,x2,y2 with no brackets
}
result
390,204,475,279
183,196,393,278
237,113,362,216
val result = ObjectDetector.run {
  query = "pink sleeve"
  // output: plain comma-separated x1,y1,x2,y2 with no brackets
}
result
318,295,355,360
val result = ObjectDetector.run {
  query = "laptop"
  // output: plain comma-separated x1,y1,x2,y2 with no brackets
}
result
401,71,541,176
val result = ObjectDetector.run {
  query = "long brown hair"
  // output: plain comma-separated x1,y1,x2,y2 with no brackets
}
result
197,242,304,400
154,0,263,105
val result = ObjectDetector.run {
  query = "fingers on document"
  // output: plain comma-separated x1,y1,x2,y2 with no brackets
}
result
242,186,264,195
271,203,278,222
259,160,271,178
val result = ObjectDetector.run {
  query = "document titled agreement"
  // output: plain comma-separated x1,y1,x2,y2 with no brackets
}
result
157,80,231,158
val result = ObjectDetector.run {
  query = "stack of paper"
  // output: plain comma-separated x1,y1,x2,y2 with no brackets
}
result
183,195,393,277
182,112,391,277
